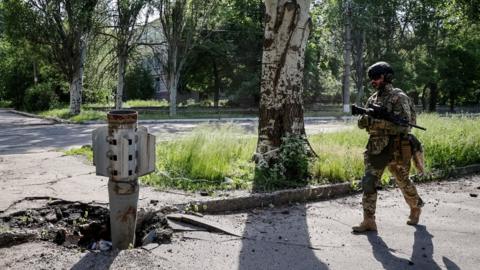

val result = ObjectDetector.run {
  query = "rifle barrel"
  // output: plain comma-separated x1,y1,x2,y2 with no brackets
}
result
409,123,427,131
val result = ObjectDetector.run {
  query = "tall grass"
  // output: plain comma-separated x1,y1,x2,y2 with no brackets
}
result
39,108,106,122
125,99,169,107
414,114,480,170
65,114,480,191
142,124,256,191
309,114,480,184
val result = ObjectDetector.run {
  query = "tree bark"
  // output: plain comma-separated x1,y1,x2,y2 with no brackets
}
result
213,59,221,109
168,44,178,116
428,82,437,112
69,69,83,115
342,0,352,113
353,29,365,106
116,50,128,110
69,38,87,115
255,0,312,164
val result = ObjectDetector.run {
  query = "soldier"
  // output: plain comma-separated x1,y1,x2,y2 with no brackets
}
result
352,61,424,233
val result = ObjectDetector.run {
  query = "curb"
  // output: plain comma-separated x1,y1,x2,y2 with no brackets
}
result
182,182,355,214
181,164,480,214
449,164,480,176
83,116,355,125
7,109,73,124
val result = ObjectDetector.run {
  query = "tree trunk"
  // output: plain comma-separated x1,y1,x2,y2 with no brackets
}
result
213,59,221,109
449,90,455,113
428,82,437,112
69,69,82,115
33,60,38,86
342,0,352,113
168,45,178,117
116,51,128,110
69,39,86,115
168,69,177,116
255,0,312,166
353,30,365,106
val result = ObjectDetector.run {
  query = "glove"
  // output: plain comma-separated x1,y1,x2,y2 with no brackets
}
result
358,115,370,129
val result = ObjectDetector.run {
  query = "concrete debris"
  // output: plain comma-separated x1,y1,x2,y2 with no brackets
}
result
90,240,112,251
166,213,241,237
1,202,174,250
0,230,38,248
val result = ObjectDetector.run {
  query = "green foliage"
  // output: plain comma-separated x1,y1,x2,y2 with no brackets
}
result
253,134,311,191
124,99,169,107
125,64,155,100
23,82,60,112
309,127,367,184
0,39,33,109
67,115,480,191
142,124,256,191
39,108,106,123
414,114,480,170
64,145,93,162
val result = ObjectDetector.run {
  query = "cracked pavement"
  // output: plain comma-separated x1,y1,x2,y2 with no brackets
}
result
0,110,479,269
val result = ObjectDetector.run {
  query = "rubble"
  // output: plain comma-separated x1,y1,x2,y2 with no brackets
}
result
0,199,174,250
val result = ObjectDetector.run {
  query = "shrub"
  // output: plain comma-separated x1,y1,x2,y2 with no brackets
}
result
253,134,310,191
125,64,155,100
23,82,59,111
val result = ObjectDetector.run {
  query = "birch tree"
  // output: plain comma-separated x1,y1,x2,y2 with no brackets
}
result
341,0,351,113
254,0,313,189
153,0,216,116
4,0,98,115
109,0,152,109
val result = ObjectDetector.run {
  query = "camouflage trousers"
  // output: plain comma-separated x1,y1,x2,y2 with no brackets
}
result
361,136,423,218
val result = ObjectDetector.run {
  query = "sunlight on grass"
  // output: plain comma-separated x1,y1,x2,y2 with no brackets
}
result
40,108,106,123
64,146,93,161
142,124,257,191
124,99,169,107
65,114,480,191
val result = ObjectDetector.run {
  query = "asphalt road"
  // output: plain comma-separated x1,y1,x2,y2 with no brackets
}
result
1,109,479,269
0,176,479,270
0,110,352,154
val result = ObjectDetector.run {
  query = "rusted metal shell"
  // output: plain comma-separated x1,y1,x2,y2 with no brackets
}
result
107,110,138,126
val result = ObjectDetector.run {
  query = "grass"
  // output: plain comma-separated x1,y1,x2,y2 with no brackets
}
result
0,100,12,108
64,146,93,161
65,114,480,191
39,108,106,123
142,124,256,191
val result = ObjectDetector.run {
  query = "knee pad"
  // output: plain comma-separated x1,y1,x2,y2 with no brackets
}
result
362,172,378,194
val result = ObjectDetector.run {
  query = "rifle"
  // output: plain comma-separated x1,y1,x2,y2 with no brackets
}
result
351,104,426,131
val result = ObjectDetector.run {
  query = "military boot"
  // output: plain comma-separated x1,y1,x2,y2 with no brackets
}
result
407,207,421,225
412,150,425,176
352,215,377,233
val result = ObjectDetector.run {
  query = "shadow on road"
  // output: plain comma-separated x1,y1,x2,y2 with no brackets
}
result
238,204,329,270
367,225,459,269
71,250,118,270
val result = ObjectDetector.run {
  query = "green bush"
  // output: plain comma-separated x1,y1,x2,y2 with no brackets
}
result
23,82,59,111
254,134,310,191
125,64,155,100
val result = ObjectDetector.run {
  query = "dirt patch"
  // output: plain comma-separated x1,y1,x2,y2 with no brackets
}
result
0,198,174,250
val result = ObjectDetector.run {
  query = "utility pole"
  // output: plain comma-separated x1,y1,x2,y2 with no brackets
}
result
342,0,352,113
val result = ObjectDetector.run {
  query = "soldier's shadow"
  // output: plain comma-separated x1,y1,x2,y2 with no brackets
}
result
237,203,329,270
367,225,459,270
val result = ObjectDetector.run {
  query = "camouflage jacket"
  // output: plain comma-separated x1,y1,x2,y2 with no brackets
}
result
358,84,416,154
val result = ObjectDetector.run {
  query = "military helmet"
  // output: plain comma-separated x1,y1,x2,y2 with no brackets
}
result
367,61,394,82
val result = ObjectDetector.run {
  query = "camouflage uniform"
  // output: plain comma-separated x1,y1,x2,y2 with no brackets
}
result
358,83,424,219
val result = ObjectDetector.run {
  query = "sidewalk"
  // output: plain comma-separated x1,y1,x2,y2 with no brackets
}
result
1,109,480,269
